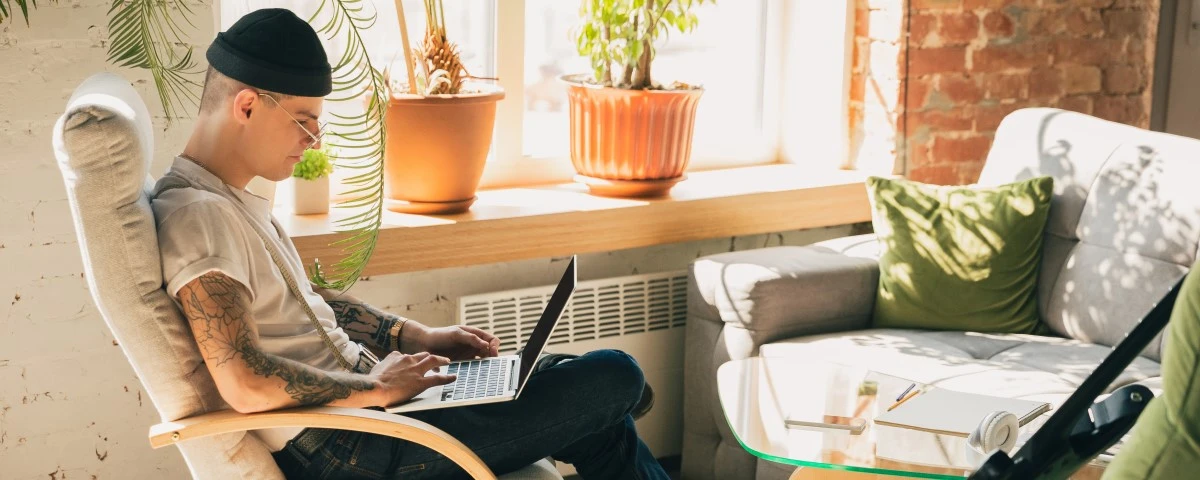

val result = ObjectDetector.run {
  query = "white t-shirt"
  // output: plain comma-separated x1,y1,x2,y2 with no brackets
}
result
152,156,362,451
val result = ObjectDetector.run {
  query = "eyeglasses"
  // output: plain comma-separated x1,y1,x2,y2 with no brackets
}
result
258,93,327,150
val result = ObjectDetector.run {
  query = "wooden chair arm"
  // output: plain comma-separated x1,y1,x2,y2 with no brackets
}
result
149,406,496,480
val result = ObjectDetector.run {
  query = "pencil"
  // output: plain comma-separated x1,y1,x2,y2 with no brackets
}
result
887,389,921,412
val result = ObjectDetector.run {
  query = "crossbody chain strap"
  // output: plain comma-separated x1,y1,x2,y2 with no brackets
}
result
156,175,376,373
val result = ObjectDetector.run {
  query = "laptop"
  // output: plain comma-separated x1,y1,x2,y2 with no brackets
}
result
385,255,577,413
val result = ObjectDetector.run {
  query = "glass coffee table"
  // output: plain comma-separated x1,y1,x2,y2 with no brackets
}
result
717,357,1108,479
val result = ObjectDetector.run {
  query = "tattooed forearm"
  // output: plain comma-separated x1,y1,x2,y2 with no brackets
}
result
326,300,402,351
179,272,374,407
237,342,375,405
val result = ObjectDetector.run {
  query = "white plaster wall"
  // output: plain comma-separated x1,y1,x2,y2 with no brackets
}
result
0,3,858,478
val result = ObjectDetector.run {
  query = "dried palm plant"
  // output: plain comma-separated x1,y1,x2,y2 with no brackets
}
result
413,0,464,95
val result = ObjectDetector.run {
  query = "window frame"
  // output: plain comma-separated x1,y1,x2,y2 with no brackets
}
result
219,0,855,191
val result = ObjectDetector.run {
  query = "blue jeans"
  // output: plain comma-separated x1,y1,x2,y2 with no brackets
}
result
272,349,669,480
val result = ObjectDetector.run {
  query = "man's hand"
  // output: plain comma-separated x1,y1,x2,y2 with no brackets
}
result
368,352,456,407
416,326,501,361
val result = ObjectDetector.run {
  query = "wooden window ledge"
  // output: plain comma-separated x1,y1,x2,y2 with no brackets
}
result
280,164,873,276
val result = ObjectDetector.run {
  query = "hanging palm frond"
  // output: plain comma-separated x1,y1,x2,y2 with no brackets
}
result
106,0,202,119
307,0,387,291
0,0,50,25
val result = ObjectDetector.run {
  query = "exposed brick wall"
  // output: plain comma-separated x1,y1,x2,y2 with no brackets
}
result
853,0,1161,185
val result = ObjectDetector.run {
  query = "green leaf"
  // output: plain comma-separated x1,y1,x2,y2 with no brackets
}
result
105,0,201,120
306,0,389,291
0,0,45,26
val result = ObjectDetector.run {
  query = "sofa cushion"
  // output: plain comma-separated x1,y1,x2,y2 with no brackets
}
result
689,242,880,337
866,176,1053,334
979,109,1200,361
760,329,1161,403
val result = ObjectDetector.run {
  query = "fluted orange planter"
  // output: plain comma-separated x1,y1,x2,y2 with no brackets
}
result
563,74,704,197
383,87,504,214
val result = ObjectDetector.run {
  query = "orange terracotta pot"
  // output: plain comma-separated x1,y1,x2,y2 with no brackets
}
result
564,74,704,197
383,87,504,214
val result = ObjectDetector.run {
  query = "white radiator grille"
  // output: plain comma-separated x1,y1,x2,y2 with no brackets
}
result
459,271,688,353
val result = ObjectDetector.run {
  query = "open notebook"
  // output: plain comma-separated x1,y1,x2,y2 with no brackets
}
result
875,388,1052,437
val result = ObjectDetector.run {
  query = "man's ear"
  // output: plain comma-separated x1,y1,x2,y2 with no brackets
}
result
231,89,258,125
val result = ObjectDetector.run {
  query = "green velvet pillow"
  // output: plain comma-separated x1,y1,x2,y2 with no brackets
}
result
1103,269,1200,479
867,176,1053,334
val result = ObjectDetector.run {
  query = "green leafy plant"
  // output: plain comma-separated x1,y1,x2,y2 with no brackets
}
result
3,1,203,119
306,1,388,291
0,0,50,25
293,146,336,180
106,0,203,120
4,2,388,291
575,0,713,89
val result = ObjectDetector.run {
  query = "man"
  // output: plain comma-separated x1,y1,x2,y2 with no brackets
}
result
152,9,663,479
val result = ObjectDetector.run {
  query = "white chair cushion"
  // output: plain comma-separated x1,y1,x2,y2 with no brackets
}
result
54,72,280,479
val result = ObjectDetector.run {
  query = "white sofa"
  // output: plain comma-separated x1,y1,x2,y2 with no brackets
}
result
682,108,1200,479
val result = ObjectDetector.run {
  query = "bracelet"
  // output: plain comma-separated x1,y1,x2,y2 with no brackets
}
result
390,317,408,353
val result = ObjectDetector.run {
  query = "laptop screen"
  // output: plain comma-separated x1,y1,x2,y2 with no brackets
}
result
515,256,577,394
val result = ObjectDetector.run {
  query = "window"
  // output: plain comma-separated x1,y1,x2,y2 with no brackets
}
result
221,1,799,190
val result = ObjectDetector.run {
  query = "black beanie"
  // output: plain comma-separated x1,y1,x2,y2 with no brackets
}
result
206,8,333,97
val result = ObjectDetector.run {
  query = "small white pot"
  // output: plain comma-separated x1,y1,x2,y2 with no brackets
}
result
291,176,330,215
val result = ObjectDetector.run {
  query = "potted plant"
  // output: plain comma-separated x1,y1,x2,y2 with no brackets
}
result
288,145,336,215
566,0,712,197
382,0,504,214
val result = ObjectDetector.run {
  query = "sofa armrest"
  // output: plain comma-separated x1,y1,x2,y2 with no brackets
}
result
689,233,881,341
150,406,497,480
682,234,881,480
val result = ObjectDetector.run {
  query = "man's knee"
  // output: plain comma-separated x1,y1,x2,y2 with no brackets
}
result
581,349,645,409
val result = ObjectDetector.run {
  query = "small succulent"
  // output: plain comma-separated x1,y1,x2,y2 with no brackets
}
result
293,145,336,181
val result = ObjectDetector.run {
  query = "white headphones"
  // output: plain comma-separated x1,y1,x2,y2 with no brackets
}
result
967,411,1019,456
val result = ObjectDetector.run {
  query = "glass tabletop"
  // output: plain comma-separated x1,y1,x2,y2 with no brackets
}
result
717,357,993,479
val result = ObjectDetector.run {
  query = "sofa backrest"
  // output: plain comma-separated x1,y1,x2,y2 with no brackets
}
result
978,108,1200,361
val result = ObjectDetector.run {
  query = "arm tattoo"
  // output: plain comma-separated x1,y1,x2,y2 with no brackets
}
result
179,272,374,406
326,300,403,351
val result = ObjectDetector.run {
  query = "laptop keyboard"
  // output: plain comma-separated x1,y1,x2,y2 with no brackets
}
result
441,358,509,401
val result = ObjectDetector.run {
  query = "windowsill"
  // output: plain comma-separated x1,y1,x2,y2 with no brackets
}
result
280,164,873,276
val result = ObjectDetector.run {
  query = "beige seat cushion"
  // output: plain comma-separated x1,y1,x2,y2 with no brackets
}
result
760,329,1162,404
55,72,281,478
